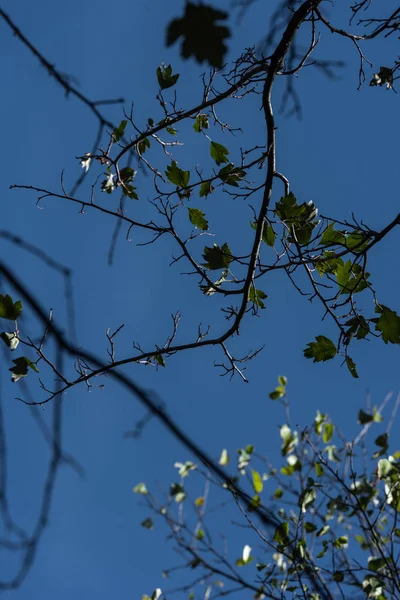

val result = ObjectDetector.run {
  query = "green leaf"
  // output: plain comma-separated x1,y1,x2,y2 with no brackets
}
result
315,462,324,477
113,120,127,142
315,251,343,277
274,488,283,499
280,424,297,456
166,127,177,135
304,336,336,362
165,161,190,188
9,357,39,383
193,114,209,132
346,230,370,252
333,572,344,583
119,167,136,184
236,544,253,566
378,458,393,479
154,354,165,367
248,287,267,309
336,261,370,295
324,445,340,462
250,220,276,246
345,315,370,341
133,482,148,495
321,224,346,246
269,386,285,401
0,331,19,351
170,483,186,503
210,141,229,166
316,525,330,537
218,163,245,187
252,470,263,494
299,487,316,513
346,356,359,378
375,305,400,344
199,181,214,197
322,422,334,443
196,528,204,540
273,521,289,545
373,433,389,458
166,3,230,68
141,518,154,530
368,557,386,573
156,64,180,89
334,535,348,549
304,522,317,533
138,138,150,154
202,243,232,270
188,208,209,231
275,193,319,245
0,295,22,321
219,449,229,466
123,184,139,200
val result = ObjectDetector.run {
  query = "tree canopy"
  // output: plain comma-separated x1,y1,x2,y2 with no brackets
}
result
0,0,399,597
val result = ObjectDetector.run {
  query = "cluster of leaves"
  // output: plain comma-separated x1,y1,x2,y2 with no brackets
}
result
0,294,39,382
74,54,399,381
133,379,400,600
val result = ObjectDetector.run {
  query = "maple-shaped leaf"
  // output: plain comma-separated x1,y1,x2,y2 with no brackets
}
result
166,3,230,68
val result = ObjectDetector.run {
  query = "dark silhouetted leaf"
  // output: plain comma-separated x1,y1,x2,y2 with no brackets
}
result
156,64,180,90
166,3,230,68
202,243,232,270
0,295,22,321
304,336,336,362
9,356,39,383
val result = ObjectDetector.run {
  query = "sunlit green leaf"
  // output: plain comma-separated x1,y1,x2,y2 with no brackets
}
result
273,521,289,545
113,119,127,142
322,422,334,443
248,287,267,309
199,180,214,197
210,141,229,165
219,448,230,466
299,487,316,513
133,483,148,495
165,161,190,187
188,207,209,231
193,114,209,132
252,470,263,494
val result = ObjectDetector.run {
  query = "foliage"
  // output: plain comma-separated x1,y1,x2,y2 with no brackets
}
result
134,381,400,599
0,0,400,595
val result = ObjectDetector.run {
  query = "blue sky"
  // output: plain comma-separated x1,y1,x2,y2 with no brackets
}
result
0,0,399,598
